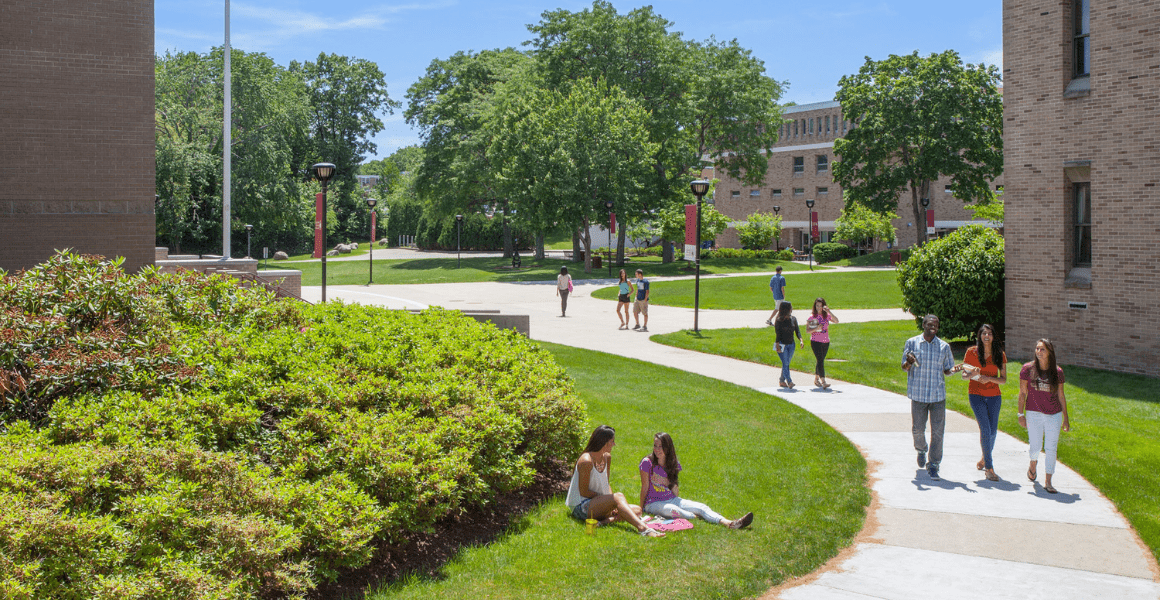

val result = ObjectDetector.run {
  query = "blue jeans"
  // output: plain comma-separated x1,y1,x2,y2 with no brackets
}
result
778,342,796,384
969,393,1002,470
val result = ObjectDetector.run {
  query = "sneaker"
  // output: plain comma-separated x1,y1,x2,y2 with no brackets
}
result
729,511,754,530
917,451,926,468
632,324,641,330
765,319,772,325
927,464,940,480
640,327,648,332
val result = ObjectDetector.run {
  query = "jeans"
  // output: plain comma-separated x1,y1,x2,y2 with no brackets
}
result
1027,410,1064,474
777,342,796,384
811,340,829,378
912,400,946,467
969,394,1002,470
644,497,725,524
559,289,569,315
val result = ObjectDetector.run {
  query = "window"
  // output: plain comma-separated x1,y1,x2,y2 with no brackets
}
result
1074,0,1090,77
817,187,829,195
772,189,782,197
730,190,741,198
793,188,804,196
825,115,831,134
793,156,804,174
816,155,829,173
944,184,954,194
809,118,814,134
793,120,798,137
1073,183,1091,266
996,185,1004,192
801,119,806,136
749,190,761,197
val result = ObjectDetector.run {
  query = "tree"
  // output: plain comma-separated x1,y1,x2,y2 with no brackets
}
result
652,194,730,259
967,189,1005,225
736,211,783,250
625,222,656,254
834,203,898,252
896,224,1005,340
832,50,1003,245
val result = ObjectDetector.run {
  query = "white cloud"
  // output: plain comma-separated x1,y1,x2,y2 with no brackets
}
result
976,48,1003,71
226,1,456,51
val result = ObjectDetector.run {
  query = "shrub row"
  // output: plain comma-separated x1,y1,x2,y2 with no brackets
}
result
811,242,857,264
701,248,795,261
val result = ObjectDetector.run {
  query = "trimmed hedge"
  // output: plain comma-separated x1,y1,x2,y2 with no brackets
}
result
0,252,585,599
702,248,794,261
812,242,856,264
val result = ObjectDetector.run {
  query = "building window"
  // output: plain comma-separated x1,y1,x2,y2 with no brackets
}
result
1074,0,1090,78
817,187,829,195
1073,183,1091,267
801,119,806,136
793,156,804,174
730,190,741,198
793,188,804,196
996,185,1004,192
809,118,814,134
749,190,761,197
944,184,954,194
825,115,831,134
772,189,782,197
816,155,829,173
793,121,798,137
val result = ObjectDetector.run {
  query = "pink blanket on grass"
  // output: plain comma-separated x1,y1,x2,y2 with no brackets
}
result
647,518,694,532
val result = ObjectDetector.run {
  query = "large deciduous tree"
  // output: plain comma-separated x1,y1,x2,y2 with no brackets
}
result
834,203,898,252
832,50,1003,245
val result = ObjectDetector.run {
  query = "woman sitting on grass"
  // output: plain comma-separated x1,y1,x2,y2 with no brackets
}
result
639,432,753,530
566,425,665,537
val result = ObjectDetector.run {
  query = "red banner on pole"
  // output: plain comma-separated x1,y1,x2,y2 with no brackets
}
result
610,212,616,235
926,208,935,236
312,192,325,258
371,210,377,243
684,204,698,260
810,211,820,241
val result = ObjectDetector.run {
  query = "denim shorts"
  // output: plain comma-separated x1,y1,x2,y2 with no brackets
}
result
569,498,592,520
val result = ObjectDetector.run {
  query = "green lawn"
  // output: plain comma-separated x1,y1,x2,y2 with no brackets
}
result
591,270,904,310
651,320,1160,564
265,256,817,286
365,342,869,600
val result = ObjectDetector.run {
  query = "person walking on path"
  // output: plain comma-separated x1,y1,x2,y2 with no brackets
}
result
556,266,573,317
615,269,635,330
566,425,664,537
765,266,787,325
957,323,1007,482
638,432,753,529
902,314,955,480
1018,338,1071,494
806,297,838,389
774,301,804,389
632,269,650,332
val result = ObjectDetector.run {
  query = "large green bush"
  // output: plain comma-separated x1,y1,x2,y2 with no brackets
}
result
0,252,584,599
811,242,856,263
896,224,1005,340
701,248,793,261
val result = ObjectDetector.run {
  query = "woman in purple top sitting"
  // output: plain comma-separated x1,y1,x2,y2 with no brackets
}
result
1017,338,1072,494
638,432,753,529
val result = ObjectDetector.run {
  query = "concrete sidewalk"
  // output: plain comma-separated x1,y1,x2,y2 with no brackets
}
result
301,281,1160,599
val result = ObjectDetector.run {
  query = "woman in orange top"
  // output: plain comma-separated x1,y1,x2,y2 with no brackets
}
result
957,323,1007,481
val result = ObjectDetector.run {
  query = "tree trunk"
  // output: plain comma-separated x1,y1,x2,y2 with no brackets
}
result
662,239,673,263
911,180,930,246
535,232,545,260
581,220,593,273
616,225,626,265
502,200,512,258
572,228,582,262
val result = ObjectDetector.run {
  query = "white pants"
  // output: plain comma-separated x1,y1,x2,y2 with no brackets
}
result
1027,410,1063,474
644,497,725,524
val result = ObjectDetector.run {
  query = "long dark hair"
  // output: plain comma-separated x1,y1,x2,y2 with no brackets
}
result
775,300,793,324
1032,338,1059,395
650,432,680,487
618,269,627,283
812,297,828,317
560,266,569,276
975,323,1005,367
583,425,615,454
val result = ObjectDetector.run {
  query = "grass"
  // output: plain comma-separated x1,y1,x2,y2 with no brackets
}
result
824,248,912,267
365,342,869,600
651,320,1160,564
264,256,818,286
591,270,904,310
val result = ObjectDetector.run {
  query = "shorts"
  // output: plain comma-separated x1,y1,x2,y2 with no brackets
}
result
633,299,648,315
569,497,592,520
618,293,631,303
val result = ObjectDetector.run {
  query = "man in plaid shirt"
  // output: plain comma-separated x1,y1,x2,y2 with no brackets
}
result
902,314,955,480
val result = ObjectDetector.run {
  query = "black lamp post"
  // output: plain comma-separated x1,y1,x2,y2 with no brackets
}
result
244,224,253,258
366,198,378,285
604,200,614,278
772,205,781,250
312,162,336,302
455,214,464,269
921,196,930,244
690,180,710,332
806,198,816,271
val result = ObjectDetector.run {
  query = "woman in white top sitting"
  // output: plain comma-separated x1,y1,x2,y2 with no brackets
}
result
566,425,664,537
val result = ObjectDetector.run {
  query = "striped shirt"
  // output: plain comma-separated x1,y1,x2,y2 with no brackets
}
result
902,333,954,403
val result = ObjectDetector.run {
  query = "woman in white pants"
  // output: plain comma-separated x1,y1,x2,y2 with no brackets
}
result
639,432,753,529
1017,339,1071,494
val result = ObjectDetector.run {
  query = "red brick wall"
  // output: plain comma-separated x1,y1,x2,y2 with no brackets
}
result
0,0,155,272
1003,0,1160,376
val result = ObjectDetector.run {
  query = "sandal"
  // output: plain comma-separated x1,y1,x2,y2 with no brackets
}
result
977,459,985,471
728,512,754,530
814,377,823,388
985,469,999,482
822,379,831,389
1044,484,1058,494
1027,468,1037,482
640,527,665,538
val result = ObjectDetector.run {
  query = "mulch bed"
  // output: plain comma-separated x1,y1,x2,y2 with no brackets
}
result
307,460,571,599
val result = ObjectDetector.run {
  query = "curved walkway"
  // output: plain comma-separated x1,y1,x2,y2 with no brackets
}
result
303,280,1160,599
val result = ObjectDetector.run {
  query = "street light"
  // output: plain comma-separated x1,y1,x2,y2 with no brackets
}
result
690,179,710,332
366,198,378,285
772,205,781,251
920,196,930,244
455,214,464,269
805,198,816,271
604,200,614,278
312,162,336,302
244,224,253,258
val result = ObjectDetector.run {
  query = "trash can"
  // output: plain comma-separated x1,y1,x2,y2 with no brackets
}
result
890,251,902,265
592,255,602,269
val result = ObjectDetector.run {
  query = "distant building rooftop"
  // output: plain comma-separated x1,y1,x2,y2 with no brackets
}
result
783,100,841,114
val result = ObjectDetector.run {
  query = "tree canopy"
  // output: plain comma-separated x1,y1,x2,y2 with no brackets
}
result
834,203,898,251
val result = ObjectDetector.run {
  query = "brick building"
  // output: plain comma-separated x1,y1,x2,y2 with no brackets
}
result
1003,0,1159,376
0,0,156,273
711,101,1003,250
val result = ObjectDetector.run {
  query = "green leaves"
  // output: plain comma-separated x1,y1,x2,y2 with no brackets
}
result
736,211,783,250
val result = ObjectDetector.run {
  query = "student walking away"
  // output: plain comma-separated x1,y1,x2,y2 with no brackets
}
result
1018,339,1071,494
616,269,635,330
806,297,839,389
956,324,1007,481
556,266,573,317
766,266,787,325
632,269,650,331
565,425,664,537
774,301,804,389
902,315,955,480
639,433,753,529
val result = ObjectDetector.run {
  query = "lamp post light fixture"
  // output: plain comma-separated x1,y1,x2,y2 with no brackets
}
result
805,198,816,271
244,224,253,258
455,214,464,269
366,198,378,285
312,162,336,302
689,179,711,332
920,196,930,243
604,200,614,278
772,205,781,250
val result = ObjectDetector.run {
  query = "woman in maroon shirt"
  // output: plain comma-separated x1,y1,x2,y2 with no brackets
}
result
1017,339,1072,494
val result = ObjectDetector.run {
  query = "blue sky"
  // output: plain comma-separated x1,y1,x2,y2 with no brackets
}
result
156,1,1002,161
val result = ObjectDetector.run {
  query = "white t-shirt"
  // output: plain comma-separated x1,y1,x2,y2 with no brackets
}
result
565,456,611,508
557,274,572,291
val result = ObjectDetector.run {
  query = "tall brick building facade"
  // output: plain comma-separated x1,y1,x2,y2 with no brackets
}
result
1003,0,1159,376
0,0,156,273
712,101,1003,250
